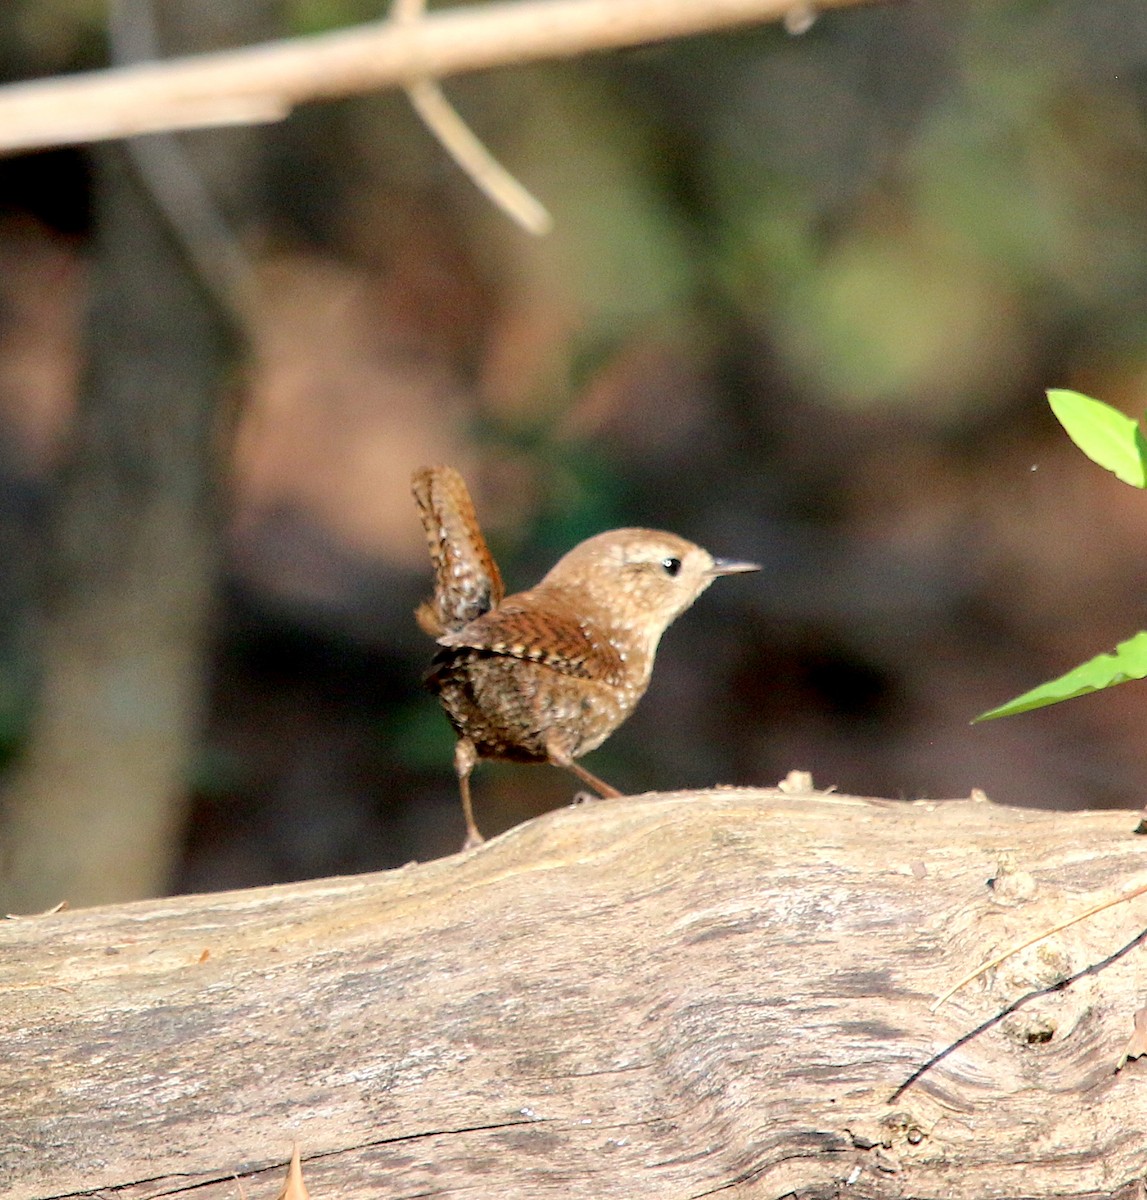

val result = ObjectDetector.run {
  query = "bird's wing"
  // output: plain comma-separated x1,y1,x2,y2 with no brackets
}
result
436,591,624,685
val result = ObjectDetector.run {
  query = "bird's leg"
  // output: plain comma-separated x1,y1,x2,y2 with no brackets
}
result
545,732,623,802
454,737,484,850
564,759,623,799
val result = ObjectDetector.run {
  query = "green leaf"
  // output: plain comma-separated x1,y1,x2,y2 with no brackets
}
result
1047,388,1147,487
974,631,1147,721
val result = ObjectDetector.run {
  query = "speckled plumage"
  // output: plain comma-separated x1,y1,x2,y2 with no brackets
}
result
413,466,759,848
411,465,503,636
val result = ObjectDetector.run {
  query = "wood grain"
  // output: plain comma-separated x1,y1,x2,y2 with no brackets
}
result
4,788,1147,1198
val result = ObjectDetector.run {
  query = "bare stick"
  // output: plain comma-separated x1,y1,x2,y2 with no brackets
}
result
393,0,552,235
0,0,875,155
405,79,553,234
932,878,1147,1011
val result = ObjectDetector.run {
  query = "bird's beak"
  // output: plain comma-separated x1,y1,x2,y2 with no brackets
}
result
709,557,761,576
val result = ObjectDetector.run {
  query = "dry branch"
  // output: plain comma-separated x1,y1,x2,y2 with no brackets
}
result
0,0,876,155
4,788,1147,1198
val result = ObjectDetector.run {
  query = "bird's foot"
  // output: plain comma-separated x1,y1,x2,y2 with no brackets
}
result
460,828,486,852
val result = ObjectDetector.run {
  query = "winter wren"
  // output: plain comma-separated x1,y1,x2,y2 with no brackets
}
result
412,465,759,848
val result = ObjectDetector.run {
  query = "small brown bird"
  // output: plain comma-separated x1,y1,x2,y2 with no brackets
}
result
412,465,759,848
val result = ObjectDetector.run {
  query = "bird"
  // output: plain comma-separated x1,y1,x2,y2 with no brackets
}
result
412,465,759,849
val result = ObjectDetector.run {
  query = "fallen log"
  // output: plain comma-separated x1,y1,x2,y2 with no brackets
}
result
4,787,1147,1198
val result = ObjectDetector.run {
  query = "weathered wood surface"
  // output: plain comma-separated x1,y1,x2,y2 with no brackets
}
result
4,788,1147,1199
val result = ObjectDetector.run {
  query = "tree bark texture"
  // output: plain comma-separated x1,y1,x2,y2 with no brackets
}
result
0,2,277,912
4,789,1147,1198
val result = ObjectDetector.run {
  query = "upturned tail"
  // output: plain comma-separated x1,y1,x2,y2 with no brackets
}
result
411,466,505,636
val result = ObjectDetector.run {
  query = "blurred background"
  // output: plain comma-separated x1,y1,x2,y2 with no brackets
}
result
1,0,1147,910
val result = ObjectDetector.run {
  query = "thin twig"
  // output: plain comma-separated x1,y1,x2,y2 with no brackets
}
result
0,0,874,155
392,0,551,235
405,79,552,235
931,879,1147,1011
896,923,1147,1101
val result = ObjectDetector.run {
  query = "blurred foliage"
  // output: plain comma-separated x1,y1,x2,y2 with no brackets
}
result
705,6,1147,419
284,0,382,36
0,0,104,80
384,697,455,773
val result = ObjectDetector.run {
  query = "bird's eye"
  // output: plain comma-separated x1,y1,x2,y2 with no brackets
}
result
661,557,682,577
